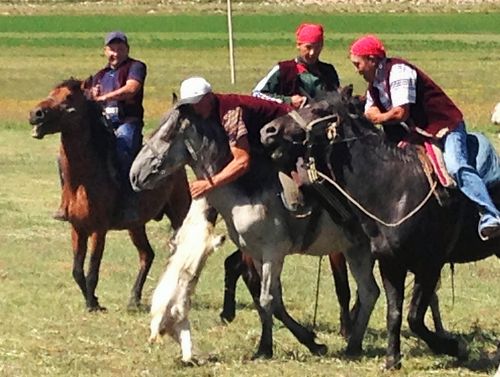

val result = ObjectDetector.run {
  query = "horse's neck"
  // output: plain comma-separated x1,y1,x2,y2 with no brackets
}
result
59,117,109,188
332,133,424,202
188,133,232,180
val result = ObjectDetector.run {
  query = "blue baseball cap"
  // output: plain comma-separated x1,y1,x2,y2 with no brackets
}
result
104,31,128,46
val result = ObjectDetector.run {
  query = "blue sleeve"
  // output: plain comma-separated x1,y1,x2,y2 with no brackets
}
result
128,61,147,84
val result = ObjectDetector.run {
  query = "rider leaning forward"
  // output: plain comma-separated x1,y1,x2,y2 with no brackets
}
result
349,34,500,241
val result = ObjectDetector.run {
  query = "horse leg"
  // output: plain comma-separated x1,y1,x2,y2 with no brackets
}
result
127,226,155,310
71,227,89,304
249,257,282,359
220,249,244,323
86,232,107,311
328,252,352,338
221,249,261,323
408,268,468,359
342,245,379,356
273,279,328,356
378,258,407,370
426,274,447,334
429,291,446,335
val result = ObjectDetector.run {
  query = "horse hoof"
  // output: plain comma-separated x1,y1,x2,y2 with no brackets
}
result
127,302,149,313
385,355,402,370
88,305,107,312
456,339,469,361
344,344,362,357
339,326,352,340
219,311,235,324
251,350,273,360
311,343,328,356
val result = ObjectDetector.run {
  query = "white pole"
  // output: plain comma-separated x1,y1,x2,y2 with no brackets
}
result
226,0,236,84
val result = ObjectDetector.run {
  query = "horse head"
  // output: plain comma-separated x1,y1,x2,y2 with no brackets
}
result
261,87,374,174
29,78,92,139
130,105,229,192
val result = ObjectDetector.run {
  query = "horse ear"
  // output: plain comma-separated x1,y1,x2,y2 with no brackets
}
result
81,76,93,91
340,84,354,101
172,92,178,105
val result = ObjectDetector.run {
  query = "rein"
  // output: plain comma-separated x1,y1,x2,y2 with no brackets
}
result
290,109,438,228
316,170,437,228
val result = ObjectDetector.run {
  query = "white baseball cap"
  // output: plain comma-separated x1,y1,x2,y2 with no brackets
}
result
177,76,212,106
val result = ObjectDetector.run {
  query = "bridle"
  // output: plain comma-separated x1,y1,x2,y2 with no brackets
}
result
142,116,212,179
286,108,437,228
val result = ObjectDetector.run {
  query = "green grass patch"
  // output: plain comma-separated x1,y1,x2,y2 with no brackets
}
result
0,13,499,34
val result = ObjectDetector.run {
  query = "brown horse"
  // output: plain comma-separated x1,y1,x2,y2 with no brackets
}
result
29,79,191,311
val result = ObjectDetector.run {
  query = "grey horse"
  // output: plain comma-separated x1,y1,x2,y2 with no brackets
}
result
129,105,380,359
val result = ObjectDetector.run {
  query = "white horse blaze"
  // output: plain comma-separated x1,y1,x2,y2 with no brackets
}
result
149,198,224,362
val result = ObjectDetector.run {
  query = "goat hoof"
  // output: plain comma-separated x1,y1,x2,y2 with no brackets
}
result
180,358,200,367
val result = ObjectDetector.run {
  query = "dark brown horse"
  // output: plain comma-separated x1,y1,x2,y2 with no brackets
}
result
29,79,191,311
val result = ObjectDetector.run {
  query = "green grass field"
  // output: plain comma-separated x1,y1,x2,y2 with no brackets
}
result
0,8,499,377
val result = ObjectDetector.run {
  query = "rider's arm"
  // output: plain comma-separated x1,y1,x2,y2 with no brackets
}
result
364,63,414,125
252,65,292,105
95,79,142,102
94,61,146,102
189,136,250,198
365,104,410,125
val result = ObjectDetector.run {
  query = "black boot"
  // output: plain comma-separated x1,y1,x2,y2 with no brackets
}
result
114,186,139,223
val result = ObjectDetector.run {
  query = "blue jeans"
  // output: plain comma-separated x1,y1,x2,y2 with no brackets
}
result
114,121,143,184
442,122,500,219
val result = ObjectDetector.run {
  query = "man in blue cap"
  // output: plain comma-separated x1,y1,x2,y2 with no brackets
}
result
53,31,147,222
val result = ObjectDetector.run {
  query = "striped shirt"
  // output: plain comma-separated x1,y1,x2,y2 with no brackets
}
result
365,59,417,112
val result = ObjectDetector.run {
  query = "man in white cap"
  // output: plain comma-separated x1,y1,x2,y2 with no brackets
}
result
177,76,294,199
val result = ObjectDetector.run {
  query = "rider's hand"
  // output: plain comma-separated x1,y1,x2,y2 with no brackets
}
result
290,95,306,109
90,85,101,100
189,179,212,198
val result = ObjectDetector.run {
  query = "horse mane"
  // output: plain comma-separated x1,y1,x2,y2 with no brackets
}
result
57,78,115,162
315,88,419,166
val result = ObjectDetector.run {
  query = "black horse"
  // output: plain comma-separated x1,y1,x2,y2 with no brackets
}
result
260,90,500,369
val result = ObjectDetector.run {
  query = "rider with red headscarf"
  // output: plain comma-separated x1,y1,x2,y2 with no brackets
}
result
349,34,500,241
253,23,340,109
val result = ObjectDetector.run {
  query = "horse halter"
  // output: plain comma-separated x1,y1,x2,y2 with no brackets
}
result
288,110,340,144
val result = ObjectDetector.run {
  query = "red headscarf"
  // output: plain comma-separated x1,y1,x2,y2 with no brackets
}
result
350,35,386,58
296,23,324,44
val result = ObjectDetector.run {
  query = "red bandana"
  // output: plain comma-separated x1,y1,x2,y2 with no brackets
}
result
296,23,324,44
350,35,386,58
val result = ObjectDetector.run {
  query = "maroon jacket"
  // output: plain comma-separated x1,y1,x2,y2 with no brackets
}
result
92,58,146,121
368,57,463,137
215,94,292,146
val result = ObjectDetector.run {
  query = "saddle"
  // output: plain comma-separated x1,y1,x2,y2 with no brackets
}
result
399,138,456,206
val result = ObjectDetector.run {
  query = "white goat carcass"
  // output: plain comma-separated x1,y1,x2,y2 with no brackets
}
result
492,102,500,124
149,197,225,363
